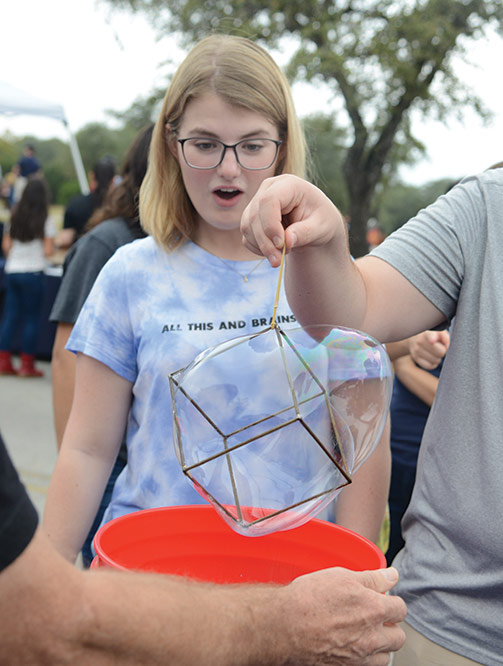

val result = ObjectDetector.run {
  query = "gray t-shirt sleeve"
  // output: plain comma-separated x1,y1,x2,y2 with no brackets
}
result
370,175,486,323
50,236,116,324
50,218,134,324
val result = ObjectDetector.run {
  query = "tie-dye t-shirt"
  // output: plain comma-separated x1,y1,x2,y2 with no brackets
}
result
67,238,298,523
68,237,390,526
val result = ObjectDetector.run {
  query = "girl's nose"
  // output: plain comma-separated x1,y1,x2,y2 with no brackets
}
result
216,146,241,177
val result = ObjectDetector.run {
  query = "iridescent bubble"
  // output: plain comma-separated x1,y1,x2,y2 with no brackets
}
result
169,324,392,536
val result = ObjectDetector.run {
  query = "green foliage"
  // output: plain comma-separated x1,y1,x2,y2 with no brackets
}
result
303,113,349,214
302,112,447,229
0,134,73,202
27,136,75,203
0,136,19,174
57,180,82,206
107,88,165,129
75,123,138,172
379,178,453,234
0,122,142,204
102,0,503,256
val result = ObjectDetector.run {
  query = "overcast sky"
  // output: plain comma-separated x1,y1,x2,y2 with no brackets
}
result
1,0,502,185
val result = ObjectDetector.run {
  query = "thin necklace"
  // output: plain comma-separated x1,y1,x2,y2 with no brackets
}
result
215,255,266,282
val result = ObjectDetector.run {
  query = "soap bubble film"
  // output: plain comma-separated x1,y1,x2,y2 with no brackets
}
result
169,324,392,536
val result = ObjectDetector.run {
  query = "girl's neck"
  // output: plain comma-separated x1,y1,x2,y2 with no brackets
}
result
193,225,258,261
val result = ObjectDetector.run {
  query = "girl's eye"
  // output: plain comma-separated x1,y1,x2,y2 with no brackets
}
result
240,142,264,153
194,140,219,152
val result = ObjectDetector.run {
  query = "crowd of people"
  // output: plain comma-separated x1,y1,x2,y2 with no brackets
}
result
0,145,118,376
1,31,502,665
0,144,42,209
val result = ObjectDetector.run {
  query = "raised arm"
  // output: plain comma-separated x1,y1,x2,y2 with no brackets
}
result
242,175,445,342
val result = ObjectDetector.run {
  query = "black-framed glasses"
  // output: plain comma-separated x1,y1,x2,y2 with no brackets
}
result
177,137,282,170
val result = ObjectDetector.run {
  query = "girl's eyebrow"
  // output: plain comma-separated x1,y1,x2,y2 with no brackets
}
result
184,127,275,139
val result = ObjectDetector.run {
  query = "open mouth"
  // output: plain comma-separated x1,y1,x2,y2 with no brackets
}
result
214,188,242,200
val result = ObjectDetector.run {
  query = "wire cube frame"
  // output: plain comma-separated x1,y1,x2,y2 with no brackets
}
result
169,323,353,536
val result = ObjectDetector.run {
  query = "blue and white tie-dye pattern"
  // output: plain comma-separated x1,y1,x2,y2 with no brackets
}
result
67,238,299,524
67,238,390,528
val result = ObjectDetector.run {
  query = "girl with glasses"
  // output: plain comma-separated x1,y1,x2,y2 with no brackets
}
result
43,34,390,564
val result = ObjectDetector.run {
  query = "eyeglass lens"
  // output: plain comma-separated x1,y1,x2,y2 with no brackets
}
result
182,138,279,170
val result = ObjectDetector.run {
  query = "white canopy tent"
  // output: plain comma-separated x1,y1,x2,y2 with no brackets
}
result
0,80,89,194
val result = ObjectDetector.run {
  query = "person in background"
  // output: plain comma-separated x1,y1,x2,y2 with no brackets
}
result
385,329,449,564
0,164,19,209
50,123,153,566
17,144,41,179
11,144,42,206
241,165,503,665
55,157,116,250
43,34,390,569
366,219,385,251
0,177,56,376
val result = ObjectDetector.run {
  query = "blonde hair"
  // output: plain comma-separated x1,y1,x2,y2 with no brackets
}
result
140,34,307,250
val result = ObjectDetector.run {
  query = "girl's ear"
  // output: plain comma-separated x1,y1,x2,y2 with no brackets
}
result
166,122,178,159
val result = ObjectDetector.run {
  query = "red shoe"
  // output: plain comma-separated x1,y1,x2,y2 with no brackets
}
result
0,351,18,375
18,353,44,378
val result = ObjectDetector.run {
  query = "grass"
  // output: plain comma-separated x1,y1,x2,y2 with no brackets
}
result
377,505,390,556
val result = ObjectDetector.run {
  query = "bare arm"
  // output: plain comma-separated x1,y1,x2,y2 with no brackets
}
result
51,323,75,448
385,339,412,362
1,232,11,256
43,236,54,257
43,353,132,562
387,329,449,367
55,227,77,250
242,175,445,342
336,416,391,544
0,526,406,665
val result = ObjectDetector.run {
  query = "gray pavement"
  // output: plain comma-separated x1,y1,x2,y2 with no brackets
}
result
0,359,57,517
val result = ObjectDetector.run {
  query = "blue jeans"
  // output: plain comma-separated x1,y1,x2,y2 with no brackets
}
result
386,458,417,565
0,271,44,354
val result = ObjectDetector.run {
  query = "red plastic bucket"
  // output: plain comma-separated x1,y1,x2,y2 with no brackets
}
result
91,505,385,583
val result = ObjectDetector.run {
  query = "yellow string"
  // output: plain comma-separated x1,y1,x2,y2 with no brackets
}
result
271,244,286,329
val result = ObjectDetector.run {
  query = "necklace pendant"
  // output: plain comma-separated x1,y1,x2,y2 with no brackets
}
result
214,253,265,283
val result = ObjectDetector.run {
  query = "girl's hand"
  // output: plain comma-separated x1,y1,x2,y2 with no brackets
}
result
409,329,450,370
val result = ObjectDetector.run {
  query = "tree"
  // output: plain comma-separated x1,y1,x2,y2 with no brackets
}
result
75,122,138,173
0,123,141,205
303,113,349,215
378,177,453,235
0,133,75,205
0,135,19,175
107,88,165,130
104,0,503,256
30,136,75,204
